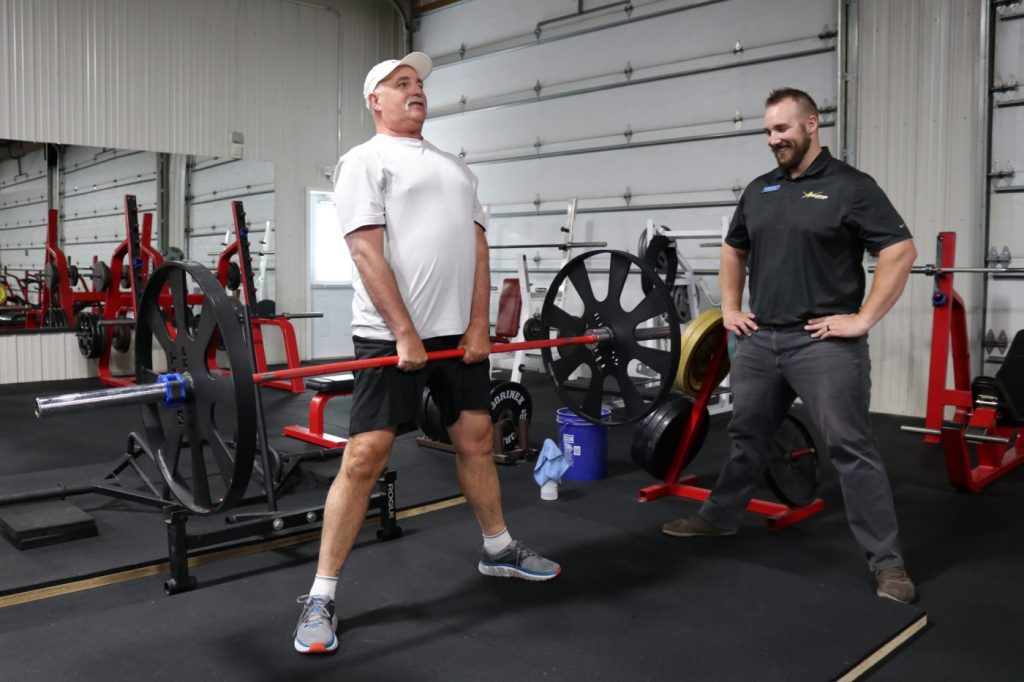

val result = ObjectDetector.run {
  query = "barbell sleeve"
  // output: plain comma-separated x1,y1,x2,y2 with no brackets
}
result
36,381,177,417
963,432,1013,445
900,425,943,436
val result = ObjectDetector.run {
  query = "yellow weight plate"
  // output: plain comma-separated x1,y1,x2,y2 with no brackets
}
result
674,309,730,396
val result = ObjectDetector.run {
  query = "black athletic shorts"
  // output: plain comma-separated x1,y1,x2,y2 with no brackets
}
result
349,334,491,436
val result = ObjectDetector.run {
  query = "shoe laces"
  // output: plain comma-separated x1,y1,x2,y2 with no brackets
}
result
296,594,332,625
513,542,539,564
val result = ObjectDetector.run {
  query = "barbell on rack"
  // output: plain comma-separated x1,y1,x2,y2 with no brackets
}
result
35,250,724,515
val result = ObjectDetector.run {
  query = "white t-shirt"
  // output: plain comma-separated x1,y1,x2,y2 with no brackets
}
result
333,134,486,341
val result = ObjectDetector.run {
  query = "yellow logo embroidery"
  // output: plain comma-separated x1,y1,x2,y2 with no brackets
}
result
802,191,828,200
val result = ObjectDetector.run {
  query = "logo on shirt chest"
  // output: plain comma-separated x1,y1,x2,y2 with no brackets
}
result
801,190,829,200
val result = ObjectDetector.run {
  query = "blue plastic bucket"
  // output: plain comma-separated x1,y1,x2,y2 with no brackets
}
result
557,407,611,481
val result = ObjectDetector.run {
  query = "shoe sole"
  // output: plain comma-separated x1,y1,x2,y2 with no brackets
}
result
294,617,339,654
876,589,915,605
478,563,561,581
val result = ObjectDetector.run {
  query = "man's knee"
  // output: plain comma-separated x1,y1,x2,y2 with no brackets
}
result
339,431,393,484
449,409,493,456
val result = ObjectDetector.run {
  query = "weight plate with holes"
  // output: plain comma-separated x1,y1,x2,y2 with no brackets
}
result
764,408,823,508
540,249,680,426
489,380,532,450
43,307,68,328
112,314,133,353
419,386,450,444
226,262,242,291
674,309,730,396
631,393,710,480
91,261,112,292
134,260,257,515
75,310,105,359
522,315,544,341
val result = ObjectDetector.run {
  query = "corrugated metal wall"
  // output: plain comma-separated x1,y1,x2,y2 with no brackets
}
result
0,0,402,382
855,0,983,416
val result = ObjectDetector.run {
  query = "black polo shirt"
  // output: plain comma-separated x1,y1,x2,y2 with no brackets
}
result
724,147,911,326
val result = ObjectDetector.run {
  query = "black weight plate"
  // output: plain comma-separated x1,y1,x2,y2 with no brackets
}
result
631,393,710,480
489,380,532,450
540,250,680,426
419,387,451,444
764,409,823,508
134,260,257,515
75,311,104,359
67,265,80,287
522,315,544,341
112,315,133,353
161,246,186,261
254,299,276,317
227,262,242,290
43,307,68,328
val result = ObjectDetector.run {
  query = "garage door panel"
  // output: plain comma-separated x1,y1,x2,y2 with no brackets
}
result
425,0,834,108
425,52,836,162
472,126,836,208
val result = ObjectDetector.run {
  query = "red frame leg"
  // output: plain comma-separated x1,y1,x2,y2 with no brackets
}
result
637,331,824,530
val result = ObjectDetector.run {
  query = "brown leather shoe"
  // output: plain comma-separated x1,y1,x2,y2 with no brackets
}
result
661,514,737,538
875,567,917,604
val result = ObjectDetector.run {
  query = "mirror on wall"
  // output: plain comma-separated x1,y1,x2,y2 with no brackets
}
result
0,139,275,331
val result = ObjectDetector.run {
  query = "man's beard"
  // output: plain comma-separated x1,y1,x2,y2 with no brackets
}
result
773,131,811,171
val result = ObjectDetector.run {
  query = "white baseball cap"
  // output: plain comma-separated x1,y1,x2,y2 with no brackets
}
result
363,52,433,110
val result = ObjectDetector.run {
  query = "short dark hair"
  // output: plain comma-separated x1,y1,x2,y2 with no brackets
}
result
765,88,819,117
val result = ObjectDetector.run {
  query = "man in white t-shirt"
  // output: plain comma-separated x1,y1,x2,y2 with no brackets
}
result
293,52,561,655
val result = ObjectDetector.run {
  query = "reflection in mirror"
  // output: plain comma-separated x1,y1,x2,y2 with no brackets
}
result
0,140,274,333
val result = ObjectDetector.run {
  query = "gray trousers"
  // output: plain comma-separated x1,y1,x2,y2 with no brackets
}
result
699,327,904,572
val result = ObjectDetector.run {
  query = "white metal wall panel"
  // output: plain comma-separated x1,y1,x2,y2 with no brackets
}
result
856,0,983,417
415,0,579,58
0,146,48,274
423,0,834,112
0,0,402,382
60,147,159,271
427,53,836,164
987,6,1024,361
187,156,275,300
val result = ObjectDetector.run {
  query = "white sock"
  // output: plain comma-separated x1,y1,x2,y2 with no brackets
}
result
310,574,338,600
482,528,513,555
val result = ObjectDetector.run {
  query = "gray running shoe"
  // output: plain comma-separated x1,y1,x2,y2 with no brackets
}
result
478,540,560,581
293,594,338,654
661,513,737,537
875,567,917,604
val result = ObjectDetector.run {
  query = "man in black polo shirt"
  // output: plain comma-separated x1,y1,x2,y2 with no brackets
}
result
661,88,919,604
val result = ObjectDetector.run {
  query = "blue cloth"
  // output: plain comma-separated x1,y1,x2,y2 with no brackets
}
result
534,438,570,486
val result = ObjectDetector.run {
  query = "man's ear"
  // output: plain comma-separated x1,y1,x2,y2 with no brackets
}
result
805,114,819,134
